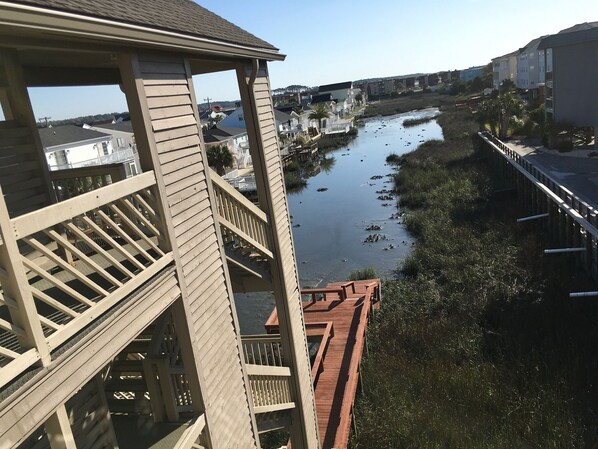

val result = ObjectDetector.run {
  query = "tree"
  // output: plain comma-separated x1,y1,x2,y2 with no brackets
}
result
308,104,330,131
207,144,233,175
477,92,525,139
355,92,363,104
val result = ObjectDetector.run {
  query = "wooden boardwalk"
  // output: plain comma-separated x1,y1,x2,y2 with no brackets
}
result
266,279,381,449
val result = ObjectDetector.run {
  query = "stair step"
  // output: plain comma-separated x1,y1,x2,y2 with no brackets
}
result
121,339,151,353
105,378,148,392
111,360,144,373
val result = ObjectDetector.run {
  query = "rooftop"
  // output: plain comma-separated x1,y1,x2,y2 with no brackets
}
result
39,125,111,149
9,0,277,51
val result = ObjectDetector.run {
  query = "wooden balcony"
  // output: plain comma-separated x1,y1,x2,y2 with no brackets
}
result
0,171,174,389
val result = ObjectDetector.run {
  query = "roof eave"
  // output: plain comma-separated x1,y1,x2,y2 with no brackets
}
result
0,2,286,62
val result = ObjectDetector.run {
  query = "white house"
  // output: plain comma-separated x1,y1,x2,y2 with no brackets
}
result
318,81,355,115
492,50,518,90
39,124,114,170
87,121,140,176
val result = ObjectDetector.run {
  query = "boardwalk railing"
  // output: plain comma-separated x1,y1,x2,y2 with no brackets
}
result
241,334,295,414
481,132,598,221
479,132,598,280
210,169,273,260
0,171,173,388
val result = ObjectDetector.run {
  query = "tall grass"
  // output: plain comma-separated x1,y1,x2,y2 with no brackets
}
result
351,107,598,448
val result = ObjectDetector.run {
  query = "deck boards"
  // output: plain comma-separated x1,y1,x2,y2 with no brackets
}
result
266,279,380,449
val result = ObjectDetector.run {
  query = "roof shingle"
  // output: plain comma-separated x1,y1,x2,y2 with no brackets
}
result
9,0,278,51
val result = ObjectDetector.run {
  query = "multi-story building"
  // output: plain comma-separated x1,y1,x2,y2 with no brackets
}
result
492,50,518,90
538,24,598,145
516,37,546,98
460,66,485,83
0,1,320,448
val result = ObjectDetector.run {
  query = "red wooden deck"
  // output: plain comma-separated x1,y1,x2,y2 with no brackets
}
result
265,279,381,449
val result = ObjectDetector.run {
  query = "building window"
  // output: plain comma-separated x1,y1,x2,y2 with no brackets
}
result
101,141,109,155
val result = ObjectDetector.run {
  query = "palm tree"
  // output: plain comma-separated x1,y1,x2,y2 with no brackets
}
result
207,144,233,176
308,104,330,132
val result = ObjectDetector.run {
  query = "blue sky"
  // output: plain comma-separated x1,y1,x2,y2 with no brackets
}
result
19,0,598,120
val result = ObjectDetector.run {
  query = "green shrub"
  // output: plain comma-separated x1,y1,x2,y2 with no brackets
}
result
348,267,377,281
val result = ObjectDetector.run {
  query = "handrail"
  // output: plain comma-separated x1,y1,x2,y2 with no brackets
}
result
0,171,173,388
210,168,272,259
335,283,376,448
13,171,156,239
479,132,598,239
172,414,206,449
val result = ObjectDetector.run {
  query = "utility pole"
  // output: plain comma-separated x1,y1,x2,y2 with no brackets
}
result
38,116,51,127
203,97,212,111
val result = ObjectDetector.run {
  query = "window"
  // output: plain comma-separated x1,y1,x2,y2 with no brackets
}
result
101,141,109,155
116,137,124,148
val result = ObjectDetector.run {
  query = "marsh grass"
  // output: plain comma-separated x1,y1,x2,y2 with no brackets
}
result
350,105,598,448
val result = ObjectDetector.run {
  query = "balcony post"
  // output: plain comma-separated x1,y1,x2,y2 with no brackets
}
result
119,51,259,449
237,59,320,449
0,185,50,365
44,405,77,449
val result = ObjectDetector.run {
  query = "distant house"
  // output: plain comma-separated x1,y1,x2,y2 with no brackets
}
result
203,125,251,171
39,124,114,171
87,121,140,176
492,50,518,89
538,23,598,142
516,37,547,96
317,81,355,113
460,66,485,83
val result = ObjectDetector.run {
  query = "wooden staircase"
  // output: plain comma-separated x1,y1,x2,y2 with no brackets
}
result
105,311,194,421
210,169,274,292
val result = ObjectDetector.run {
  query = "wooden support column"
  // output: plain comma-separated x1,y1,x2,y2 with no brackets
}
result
237,59,320,449
120,51,257,449
0,50,55,205
0,185,49,365
45,405,77,449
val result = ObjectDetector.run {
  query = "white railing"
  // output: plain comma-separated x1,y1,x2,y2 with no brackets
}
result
0,171,173,388
48,147,136,171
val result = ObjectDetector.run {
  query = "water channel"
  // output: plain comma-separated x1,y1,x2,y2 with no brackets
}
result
235,108,444,334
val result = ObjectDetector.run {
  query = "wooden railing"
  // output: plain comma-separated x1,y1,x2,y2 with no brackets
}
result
0,171,173,388
242,334,295,414
242,334,283,367
173,414,206,449
50,163,128,202
245,364,294,414
210,169,273,260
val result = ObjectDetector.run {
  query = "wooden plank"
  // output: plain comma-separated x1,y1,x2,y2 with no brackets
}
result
145,84,190,98
152,114,197,132
147,94,191,109
149,104,194,121
153,124,197,143
139,62,187,75
156,135,201,156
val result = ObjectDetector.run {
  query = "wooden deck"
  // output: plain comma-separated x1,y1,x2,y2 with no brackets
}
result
266,279,381,449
